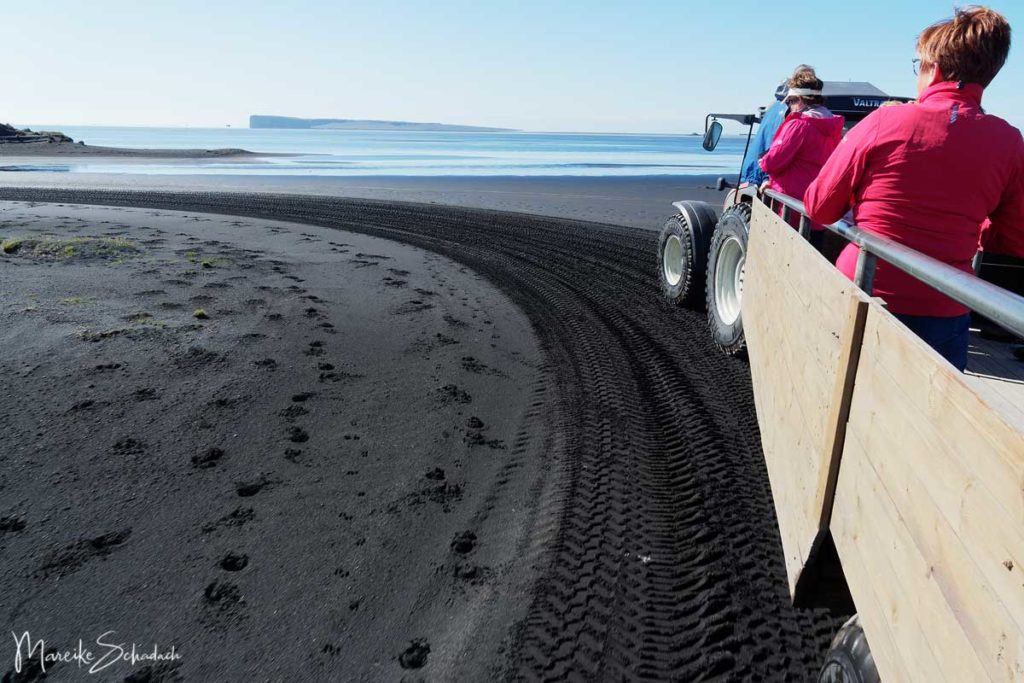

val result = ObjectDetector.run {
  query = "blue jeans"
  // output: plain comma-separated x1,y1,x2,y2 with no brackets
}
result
894,313,971,371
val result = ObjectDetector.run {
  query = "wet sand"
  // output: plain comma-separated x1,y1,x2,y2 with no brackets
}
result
0,174,726,229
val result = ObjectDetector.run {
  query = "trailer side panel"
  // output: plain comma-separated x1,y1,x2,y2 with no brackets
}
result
743,201,872,594
833,304,1024,681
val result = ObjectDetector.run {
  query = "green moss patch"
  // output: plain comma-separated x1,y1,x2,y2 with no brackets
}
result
1,237,139,260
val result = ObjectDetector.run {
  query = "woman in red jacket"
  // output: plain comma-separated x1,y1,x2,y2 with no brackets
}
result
805,6,1023,371
759,68,845,249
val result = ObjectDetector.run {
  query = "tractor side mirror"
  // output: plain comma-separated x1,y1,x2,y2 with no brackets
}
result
703,120,723,152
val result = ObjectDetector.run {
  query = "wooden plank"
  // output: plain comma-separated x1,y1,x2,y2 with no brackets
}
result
966,373,1024,428
833,304,1024,681
842,392,999,681
864,310,1024,524
966,332,1024,425
827,467,914,683
744,211,827,589
745,204,850,587
849,359,1024,635
833,432,977,682
743,201,874,594
816,294,869,529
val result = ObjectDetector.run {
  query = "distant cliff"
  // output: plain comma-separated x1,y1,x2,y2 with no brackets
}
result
249,116,515,132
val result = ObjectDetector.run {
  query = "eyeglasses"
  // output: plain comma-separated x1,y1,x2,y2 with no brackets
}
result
912,58,921,76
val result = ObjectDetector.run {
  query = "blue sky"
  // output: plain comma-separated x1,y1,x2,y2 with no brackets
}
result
6,0,1022,132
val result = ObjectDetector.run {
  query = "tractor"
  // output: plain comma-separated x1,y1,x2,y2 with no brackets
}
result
658,81,910,354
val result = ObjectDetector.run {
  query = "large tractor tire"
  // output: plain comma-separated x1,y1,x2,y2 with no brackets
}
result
817,616,880,683
657,201,719,309
706,202,751,354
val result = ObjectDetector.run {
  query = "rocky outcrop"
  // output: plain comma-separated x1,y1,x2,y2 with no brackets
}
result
0,123,74,144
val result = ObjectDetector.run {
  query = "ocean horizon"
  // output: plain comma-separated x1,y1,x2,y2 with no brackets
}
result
6,126,748,177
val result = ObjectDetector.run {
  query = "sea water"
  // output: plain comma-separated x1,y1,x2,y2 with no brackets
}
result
9,126,748,177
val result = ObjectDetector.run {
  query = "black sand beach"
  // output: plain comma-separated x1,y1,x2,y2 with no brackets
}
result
0,175,724,229
0,187,841,681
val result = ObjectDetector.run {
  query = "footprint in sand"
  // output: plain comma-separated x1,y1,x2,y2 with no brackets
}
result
112,438,146,455
37,529,132,578
235,477,270,497
398,640,430,670
218,552,248,572
201,507,255,533
192,447,225,469
202,580,243,613
438,384,472,405
0,516,27,533
287,426,309,443
279,405,308,421
319,370,361,383
394,300,434,315
454,564,483,581
460,356,505,377
450,531,477,555
463,416,506,450
93,362,122,372
134,387,161,403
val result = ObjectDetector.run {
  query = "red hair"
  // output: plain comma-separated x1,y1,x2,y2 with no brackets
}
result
917,5,1011,87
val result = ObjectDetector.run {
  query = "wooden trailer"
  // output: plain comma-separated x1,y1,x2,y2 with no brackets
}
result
743,197,1024,681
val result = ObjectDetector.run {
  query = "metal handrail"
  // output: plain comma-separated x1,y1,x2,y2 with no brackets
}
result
762,189,1024,339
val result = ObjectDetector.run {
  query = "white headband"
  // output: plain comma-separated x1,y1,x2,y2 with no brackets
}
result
787,87,822,97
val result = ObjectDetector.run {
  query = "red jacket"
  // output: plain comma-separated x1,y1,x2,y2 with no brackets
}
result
760,108,844,228
805,82,1024,316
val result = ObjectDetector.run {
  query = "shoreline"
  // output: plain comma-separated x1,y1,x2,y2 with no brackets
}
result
0,141,264,158
0,174,727,228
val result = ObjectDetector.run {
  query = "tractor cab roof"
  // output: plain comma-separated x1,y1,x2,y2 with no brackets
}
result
708,81,911,130
775,81,912,123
